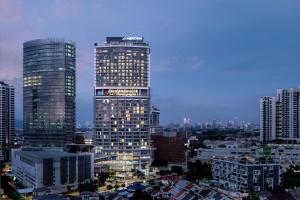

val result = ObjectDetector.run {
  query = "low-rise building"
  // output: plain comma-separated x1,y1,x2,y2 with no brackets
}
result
80,191,99,200
151,133,187,169
151,179,247,200
212,157,280,192
197,143,300,168
12,150,94,194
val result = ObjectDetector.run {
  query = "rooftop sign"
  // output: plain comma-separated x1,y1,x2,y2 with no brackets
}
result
122,37,143,41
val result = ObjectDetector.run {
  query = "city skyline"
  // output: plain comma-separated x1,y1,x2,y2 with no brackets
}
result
1,1,300,125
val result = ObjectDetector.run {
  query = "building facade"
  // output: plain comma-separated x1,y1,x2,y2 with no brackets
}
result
260,96,276,143
23,38,76,148
276,88,300,141
94,37,152,176
152,133,187,169
12,150,93,193
260,88,300,143
212,158,280,192
150,106,160,128
0,81,15,160
150,106,162,135
197,143,300,168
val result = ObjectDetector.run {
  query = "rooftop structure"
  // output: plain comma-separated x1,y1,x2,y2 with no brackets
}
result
12,149,94,194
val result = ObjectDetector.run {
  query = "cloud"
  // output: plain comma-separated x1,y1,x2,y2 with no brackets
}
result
53,0,81,18
0,0,22,24
0,0,40,121
152,56,177,73
152,55,203,73
185,56,203,70
77,52,92,70
0,0,39,81
0,39,22,80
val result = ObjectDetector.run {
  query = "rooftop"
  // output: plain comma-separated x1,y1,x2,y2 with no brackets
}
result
95,36,148,47
15,150,76,162
0,81,13,88
23,38,75,47
214,156,278,165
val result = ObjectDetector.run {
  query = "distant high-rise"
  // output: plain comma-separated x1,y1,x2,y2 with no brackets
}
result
276,88,300,140
150,106,161,134
150,106,160,127
260,96,276,143
183,117,191,126
260,88,300,143
23,39,76,148
94,37,152,175
0,81,15,159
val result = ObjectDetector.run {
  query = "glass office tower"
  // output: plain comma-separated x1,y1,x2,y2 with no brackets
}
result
94,37,152,176
23,38,76,148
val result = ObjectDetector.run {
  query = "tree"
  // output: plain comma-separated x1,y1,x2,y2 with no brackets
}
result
151,160,168,167
130,189,152,200
78,182,98,192
281,166,300,189
98,172,110,186
188,149,197,158
158,169,171,175
99,195,105,200
132,169,145,179
171,165,183,175
185,160,212,182
243,191,259,200
106,185,113,190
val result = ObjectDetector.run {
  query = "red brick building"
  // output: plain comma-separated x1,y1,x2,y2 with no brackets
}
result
151,134,187,167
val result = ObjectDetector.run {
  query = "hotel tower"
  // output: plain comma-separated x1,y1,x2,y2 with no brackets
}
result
94,37,152,176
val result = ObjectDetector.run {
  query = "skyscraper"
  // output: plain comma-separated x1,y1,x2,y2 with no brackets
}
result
276,88,300,141
23,38,76,148
94,37,152,176
260,96,276,143
0,81,15,160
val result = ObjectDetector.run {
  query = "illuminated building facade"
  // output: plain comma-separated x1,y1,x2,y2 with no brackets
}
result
94,37,152,176
23,38,76,148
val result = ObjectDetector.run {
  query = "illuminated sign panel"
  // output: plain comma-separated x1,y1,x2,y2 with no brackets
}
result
106,89,138,96
96,89,148,96
122,37,143,41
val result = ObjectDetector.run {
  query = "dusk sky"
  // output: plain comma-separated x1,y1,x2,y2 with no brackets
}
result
1,0,300,125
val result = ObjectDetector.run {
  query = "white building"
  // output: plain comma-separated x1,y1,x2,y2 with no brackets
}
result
212,158,280,192
12,150,94,194
260,96,276,143
197,143,300,169
260,88,300,143
277,88,300,141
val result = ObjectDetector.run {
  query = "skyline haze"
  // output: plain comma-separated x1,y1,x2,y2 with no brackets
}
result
1,0,300,125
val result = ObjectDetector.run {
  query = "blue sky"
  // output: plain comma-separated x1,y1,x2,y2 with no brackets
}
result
1,0,300,125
